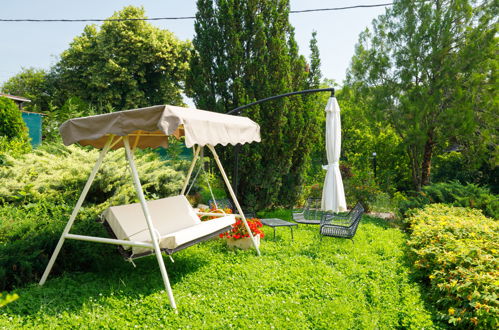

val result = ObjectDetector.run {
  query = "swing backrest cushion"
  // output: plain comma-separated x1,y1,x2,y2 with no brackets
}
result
104,195,200,247
103,195,235,255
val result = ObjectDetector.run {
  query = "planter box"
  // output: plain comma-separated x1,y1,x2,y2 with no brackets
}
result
226,234,261,250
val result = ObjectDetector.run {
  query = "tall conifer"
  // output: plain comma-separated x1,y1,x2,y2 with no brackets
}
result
187,0,321,208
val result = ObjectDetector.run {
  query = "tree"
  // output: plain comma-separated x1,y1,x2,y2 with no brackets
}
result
346,0,498,191
187,0,321,209
1,68,51,112
52,6,191,111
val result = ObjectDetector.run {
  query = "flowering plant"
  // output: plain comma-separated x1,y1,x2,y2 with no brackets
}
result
220,218,265,240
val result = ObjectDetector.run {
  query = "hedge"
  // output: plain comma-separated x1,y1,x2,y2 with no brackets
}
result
407,204,498,328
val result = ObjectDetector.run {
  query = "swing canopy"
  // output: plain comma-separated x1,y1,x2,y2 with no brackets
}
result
60,104,261,149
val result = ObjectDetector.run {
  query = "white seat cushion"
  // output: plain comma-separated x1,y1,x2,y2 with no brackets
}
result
102,195,235,255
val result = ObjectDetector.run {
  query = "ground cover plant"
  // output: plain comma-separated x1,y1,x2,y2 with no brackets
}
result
407,204,499,328
0,213,435,328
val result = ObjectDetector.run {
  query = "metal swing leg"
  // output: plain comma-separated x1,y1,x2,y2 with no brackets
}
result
39,137,113,286
123,137,177,310
206,144,261,256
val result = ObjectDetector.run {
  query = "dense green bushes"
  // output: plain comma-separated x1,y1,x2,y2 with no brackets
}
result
399,181,498,219
407,204,498,328
0,144,187,290
0,199,119,291
0,144,186,211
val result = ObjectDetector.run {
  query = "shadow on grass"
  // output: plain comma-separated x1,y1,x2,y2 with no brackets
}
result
2,245,211,317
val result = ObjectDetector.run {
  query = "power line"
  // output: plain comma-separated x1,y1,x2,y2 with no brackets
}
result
291,3,393,14
0,3,393,22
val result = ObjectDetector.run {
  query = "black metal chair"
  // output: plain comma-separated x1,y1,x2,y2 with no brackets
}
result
320,202,365,241
292,198,324,224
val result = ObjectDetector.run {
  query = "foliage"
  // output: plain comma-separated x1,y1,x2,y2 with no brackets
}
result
0,144,186,290
346,0,498,191
407,204,499,328
219,218,264,240
432,151,499,194
0,97,31,157
339,87,411,192
399,181,498,219
0,199,119,291
0,97,29,141
1,67,51,112
0,136,31,160
0,144,185,211
0,292,19,308
342,165,381,213
1,214,434,328
187,0,322,209
52,6,191,110
42,97,97,142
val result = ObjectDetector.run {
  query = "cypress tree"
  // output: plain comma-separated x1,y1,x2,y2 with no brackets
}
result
187,0,322,209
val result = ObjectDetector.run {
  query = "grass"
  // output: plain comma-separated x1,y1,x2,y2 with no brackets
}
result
1,213,436,329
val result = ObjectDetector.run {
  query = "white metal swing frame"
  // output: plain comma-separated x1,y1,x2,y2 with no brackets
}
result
39,134,260,310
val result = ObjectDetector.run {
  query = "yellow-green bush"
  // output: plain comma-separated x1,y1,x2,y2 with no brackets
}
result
407,204,498,328
0,144,186,212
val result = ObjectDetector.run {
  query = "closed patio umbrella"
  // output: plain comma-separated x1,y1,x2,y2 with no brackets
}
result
321,97,347,212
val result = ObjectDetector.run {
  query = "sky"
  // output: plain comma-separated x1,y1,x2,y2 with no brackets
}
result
0,0,388,89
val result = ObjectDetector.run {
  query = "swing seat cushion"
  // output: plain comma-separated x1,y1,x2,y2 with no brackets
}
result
103,195,235,255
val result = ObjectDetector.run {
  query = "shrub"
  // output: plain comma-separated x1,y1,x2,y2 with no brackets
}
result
399,181,498,219
0,144,188,290
0,97,29,140
0,198,119,291
407,204,499,328
0,136,31,159
0,97,31,156
0,144,186,212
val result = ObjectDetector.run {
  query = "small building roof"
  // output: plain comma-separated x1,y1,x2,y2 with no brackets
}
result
0,93,31,103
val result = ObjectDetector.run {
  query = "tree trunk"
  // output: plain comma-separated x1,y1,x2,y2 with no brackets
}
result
421,131,435,187
408,146,422,191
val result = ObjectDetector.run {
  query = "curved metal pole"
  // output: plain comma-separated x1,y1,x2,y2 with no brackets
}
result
227,87,334,115
226,87,335,197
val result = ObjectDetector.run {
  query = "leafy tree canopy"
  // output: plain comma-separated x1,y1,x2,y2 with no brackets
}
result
52,6,192,111
1,68,51,112
346,0,498,191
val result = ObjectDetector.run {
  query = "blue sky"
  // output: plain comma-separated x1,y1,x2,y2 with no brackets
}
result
0,0,388,87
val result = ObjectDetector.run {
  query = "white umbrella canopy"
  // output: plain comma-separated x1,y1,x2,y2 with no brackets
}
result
321,97,347,213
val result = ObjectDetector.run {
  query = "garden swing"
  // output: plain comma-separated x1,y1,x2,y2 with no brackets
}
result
38,105,262,310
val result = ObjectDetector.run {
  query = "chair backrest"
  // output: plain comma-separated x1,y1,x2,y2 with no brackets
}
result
349,202,365,221
347,203,365,236
304,198,323,220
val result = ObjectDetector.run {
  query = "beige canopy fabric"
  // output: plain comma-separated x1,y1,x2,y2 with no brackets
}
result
59,105,261,149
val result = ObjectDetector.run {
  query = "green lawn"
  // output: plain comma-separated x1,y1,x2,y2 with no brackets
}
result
1,214,436,329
